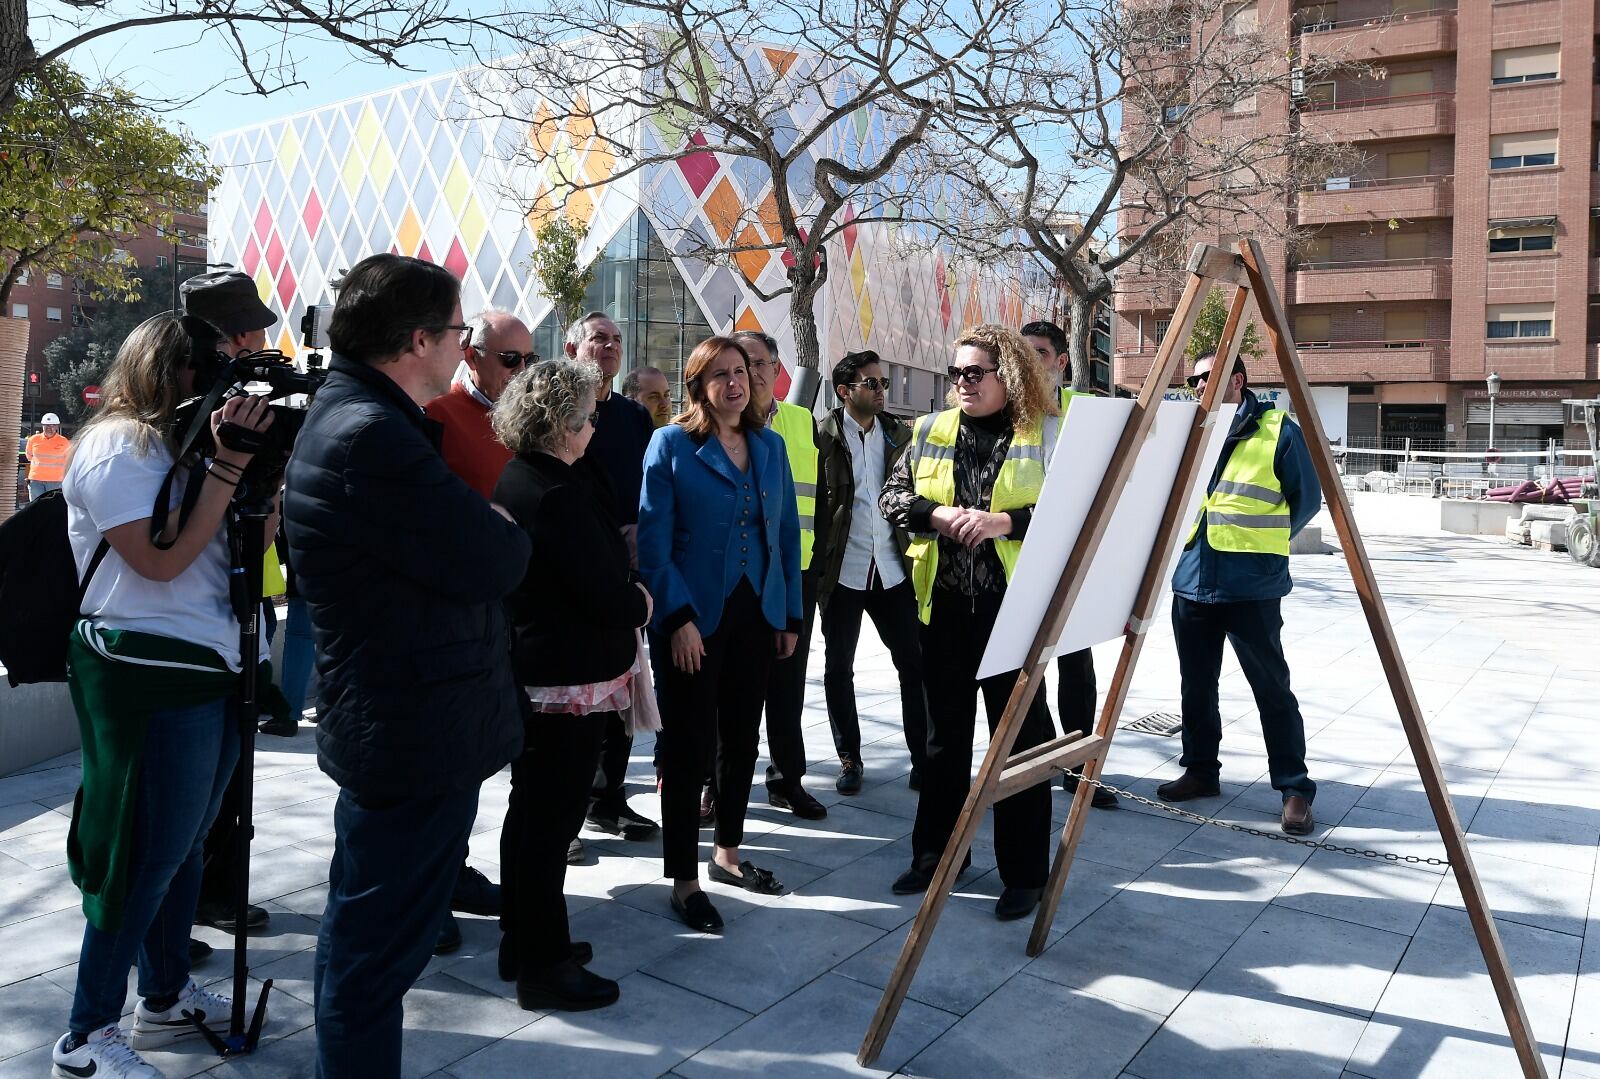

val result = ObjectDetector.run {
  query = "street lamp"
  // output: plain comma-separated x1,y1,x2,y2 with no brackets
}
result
1486,371,1502,451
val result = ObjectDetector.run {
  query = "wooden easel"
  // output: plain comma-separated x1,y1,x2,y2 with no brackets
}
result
857,239,1547,1078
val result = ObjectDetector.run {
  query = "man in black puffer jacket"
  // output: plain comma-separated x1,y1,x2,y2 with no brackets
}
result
283,254,530,1079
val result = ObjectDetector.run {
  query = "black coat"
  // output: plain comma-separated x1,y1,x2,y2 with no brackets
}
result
494,451,648,687
283,356,531,801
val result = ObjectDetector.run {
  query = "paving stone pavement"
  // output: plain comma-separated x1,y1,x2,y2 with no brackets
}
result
1,525,1597,1077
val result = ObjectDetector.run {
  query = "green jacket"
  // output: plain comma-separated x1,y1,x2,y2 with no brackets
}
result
65,621,265,931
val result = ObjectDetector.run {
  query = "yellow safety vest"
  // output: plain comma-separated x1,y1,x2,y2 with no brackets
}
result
1187,409,1291,555
768,399,818,570
263,547,287,599
905,407,1054,624
26,433,70,482
1060,387,1090,415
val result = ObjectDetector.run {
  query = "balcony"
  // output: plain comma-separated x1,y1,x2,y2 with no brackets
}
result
1299,92,1455,142
1297,174,1453,224
1113,272,1183,311
1116,341,1445,381
1299,7,1456,62
1288,258,1452,304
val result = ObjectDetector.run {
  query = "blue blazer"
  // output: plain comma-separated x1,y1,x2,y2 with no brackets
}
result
638,423,803,637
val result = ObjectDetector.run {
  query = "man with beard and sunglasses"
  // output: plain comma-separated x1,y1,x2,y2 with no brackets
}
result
426,309,537,500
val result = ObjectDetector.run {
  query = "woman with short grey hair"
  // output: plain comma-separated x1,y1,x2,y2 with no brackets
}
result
489,359,653,1012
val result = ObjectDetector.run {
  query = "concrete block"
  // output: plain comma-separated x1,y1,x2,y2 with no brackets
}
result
1439,498,1519,537
1529,520,1568,550
0,680,78,778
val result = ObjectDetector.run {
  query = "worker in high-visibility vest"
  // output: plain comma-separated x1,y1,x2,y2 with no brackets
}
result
1020,320,1118,811
879,325,1062,924
25,413,70,502
1156,350,1323,837
736,330,829,822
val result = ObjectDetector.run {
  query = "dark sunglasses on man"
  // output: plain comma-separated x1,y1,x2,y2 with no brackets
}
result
947,363,998,385
847,377,891,391
488,350,539,369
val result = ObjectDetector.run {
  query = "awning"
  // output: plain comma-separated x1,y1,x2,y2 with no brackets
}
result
1488,216,1556,236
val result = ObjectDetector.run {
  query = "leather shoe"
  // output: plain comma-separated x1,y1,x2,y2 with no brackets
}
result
1282,795,1315,836
699,787,716,827
194,899,270,933
995,886,1043,921
891,852,973,895
1063,774,1120,809
837,758,864,795
670,889,724,932
907,767,922,792
516,958,619,1012
433,913,461,956
499,940,593,982
567,837,585,865
452,865,501,916
188,938,213,964
767,780,827,820
1155,771,1221,802
588,800,660,838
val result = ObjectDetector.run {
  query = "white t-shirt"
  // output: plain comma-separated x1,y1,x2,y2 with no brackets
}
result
63,420,261,671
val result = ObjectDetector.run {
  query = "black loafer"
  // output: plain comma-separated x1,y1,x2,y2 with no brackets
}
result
1063,774,1120,810
433,913,461,955
194,900,270,933
670,890,724,932
707,860,785,895
500,940,594,982
891,852,971,895
995,886,1043,921
452,865,502,916
516,958,619,1012
907,767,922,792
567,837,585,865
188,938,213,964
767,781,827,820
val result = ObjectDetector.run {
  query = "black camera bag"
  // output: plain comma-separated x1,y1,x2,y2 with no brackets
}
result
0,490,109,687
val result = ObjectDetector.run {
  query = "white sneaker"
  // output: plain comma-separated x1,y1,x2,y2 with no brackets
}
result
129,979,235,1049
51,1025,163,1078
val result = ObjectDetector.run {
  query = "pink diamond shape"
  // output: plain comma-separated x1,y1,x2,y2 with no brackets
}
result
264,232,285,276
842,204,858,258
418,240,434,264
444,237,469,280
676,131,720,198
253,201,273,242
276,262,296,309
241,237,261,276
302,190,323,237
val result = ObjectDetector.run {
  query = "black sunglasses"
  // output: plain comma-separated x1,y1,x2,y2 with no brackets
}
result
947,364,998,385
847,377,891,391
492,350,539,369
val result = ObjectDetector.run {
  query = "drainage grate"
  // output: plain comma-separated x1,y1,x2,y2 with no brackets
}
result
1125,712,1184,736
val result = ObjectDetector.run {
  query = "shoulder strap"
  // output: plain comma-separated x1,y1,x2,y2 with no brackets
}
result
78,538,111,609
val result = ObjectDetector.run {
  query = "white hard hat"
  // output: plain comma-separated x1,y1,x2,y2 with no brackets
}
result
42,413,60,425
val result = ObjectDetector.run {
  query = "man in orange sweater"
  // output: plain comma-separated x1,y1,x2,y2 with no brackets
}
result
426,309,535,500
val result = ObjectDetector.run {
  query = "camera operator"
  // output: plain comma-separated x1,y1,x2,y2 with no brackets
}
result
180,270,282,945
283,254,531,1079
50,313,276,1078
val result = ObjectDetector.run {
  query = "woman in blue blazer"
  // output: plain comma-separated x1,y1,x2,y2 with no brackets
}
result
638,335,803,932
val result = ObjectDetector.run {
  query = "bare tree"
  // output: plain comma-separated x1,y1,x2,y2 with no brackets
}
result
471,0,1058,404
917,0,1363,392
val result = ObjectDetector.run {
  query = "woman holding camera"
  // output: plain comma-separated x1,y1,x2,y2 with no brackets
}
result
637,336,802,933
50,313,276,1078
490,359,650,1012
879,324,1062,924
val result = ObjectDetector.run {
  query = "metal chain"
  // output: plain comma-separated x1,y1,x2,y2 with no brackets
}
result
1061,769,1453,868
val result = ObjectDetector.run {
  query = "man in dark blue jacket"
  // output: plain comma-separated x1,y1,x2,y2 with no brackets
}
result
1157,352,1323,837
284,254,531,1079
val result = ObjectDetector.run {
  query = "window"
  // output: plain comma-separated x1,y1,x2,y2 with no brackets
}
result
1323,175,1351,190
1296,313,1331,346
1490,130,1558,169
1223,1,1258,36
1306,81,1336,106
1385,231,1427,260
1390,0,1429,13
46,273,63,289
15,270,27,286
1486,303,1553,339
1491,44,1558,85
1488,221,1556,253
1384,310,1427,347
1386,150,1431,178
70,305,83,326
1226,93,1258,115
156,255,168,268
1299,235,1332,266
1387,70,1434,98
1154,318,1171,343
45,306,63,322
1163,101,1190,123
10,303,26,319
1156,30,1192,49
1299,2,1337,31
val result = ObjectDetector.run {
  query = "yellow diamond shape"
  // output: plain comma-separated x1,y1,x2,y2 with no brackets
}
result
368,138,396,197
355,103,382,158
277,124,301,179
254,265,273,303
460,195,488,254
849,247,866,297
858,287,874,341
443,158,472,217
340,146,365,197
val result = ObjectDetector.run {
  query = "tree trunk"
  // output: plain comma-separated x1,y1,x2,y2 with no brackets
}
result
1066,292,1095,394
0,0,34,119
785,276,825,409
0,317,30,522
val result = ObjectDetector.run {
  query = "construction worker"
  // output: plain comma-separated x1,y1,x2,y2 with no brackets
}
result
25,413,70,502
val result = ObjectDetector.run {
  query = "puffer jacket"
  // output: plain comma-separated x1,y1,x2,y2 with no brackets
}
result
283,355,531,800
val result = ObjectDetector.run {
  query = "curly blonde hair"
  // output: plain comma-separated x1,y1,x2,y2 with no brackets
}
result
492,358,602,455
948,324,1058,433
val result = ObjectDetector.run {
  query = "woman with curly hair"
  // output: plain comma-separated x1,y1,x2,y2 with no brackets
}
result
878,323,1064,923
490,358,653,1011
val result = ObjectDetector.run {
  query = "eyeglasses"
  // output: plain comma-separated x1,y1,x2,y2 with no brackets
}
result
489,350,539,369
1185,372,1212,389
746,358,775,371
586,409,600,426
432,323,471,339
947,364,999,385
847,377,891,391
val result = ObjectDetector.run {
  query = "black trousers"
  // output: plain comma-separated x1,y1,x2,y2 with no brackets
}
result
501,712,606,972
590,713,633,812
821,578,927,771
197,761,243,907
1048,648,1097,739
911,589,1054,890
655,581,773,881
1171,595,1316,803
763,571,817,786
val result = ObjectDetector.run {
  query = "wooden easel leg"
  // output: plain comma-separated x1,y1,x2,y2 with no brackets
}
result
1238,239,1548,1079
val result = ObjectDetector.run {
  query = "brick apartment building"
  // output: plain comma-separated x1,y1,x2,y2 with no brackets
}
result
1115,0,1600,450
7,208,208,429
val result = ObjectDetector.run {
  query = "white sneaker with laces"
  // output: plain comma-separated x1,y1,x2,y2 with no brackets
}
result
51,1025,163,1078
129,979,235,1049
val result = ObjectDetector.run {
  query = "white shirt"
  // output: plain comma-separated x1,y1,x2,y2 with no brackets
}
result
63,420,264,671
838,410,906,591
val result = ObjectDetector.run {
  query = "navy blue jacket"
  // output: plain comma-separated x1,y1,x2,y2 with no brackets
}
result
637,423,802,637
1171,389,1322,604
586,391,655,525
284,356,530,800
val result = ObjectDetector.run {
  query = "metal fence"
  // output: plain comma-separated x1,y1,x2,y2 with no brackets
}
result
1334,437,1596,499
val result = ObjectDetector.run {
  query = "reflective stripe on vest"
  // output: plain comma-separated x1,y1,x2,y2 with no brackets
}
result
906,407,1050,624
1187,409,1290,555
26,434,69,482
769,400,818,570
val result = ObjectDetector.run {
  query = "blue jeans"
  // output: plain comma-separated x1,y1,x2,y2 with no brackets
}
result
69,697,240,1032
314,785,478,1079
279,598,314,719
28,479,61,502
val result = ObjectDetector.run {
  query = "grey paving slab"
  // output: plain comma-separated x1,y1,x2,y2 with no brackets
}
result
1273,850,1444,937
781,837,998,932
1129,988,1369,1079
395,973,542,1079
0,859,79,929
0,973,74,1061
1115,851,1295,938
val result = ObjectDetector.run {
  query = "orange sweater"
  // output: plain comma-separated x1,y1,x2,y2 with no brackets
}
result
424,382,513,500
